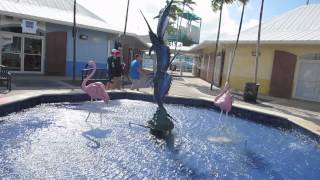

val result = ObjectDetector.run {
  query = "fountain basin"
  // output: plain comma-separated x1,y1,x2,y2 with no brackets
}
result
0,92,319,179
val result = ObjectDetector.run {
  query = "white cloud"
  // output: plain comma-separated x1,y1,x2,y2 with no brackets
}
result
77,0,258,42
78,0,165,34
242,19,259,31
193,2,242,41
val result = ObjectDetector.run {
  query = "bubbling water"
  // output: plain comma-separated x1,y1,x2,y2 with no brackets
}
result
0,100,319,179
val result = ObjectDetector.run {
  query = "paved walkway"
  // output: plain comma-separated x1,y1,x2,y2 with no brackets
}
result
1,74,320,136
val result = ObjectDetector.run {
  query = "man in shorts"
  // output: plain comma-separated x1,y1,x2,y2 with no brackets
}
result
130,54,147,90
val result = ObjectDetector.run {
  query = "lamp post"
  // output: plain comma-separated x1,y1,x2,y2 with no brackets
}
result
72,0,77,81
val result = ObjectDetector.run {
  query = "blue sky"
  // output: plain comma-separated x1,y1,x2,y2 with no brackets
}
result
78,0,319,41
233,0,315,22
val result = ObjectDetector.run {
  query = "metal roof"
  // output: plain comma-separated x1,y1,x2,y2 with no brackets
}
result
0,0,149,49
190,4,320,52
4,0,106,22
0,0,120,33
226,4,320,43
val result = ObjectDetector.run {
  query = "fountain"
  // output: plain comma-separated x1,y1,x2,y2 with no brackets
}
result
140,0,176,138
0,1,320,178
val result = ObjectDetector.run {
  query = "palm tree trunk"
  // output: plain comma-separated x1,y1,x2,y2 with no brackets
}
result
72,0,77,81
254,0,264,83
210,3,223,90
306,0,310,5
227,3,245,83
177,4,185,75
174,3,186,52
123,0,130,36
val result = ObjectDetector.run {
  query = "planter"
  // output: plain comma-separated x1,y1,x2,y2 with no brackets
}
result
243,82,260,102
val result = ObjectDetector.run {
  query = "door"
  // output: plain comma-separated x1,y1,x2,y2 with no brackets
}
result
295,60,320,102
270,50,297,98
213,52,225,87
46,32,67,75
1,34,44,73
200,55,207,79
206,53,214,83
23,37,42,72
1,36,22,71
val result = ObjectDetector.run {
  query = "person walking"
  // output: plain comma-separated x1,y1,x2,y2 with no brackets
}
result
130,54,147,90
107,49,122,89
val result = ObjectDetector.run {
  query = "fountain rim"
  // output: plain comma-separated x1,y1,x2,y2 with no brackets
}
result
0,91,319,142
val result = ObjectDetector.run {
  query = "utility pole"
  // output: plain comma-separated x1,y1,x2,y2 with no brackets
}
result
72,0,77,81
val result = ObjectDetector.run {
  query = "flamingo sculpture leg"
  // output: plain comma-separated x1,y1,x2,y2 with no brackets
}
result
214,82,233,114
81,60,110,103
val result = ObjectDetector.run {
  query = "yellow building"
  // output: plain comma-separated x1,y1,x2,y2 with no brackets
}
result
190,5,320,102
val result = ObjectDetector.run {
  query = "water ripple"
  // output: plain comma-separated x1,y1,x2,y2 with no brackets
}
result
0,100,319,179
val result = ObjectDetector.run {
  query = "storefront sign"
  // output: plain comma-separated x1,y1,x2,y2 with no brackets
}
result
0,34,13,47
21,19,38,34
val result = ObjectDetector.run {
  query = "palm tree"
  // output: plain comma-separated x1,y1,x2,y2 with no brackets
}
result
226,0,249,83
254,0,264,84
123,0,130,36
168,2,182,35
72,0,77,81
174,0,196,48
172,0,195,76
244,0,264,102
210,0,234,90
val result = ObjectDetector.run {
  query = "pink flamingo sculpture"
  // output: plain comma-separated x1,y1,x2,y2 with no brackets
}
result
81,60,110,103
214,82,233,119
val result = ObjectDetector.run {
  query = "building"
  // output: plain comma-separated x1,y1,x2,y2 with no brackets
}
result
0,0,148,76
190,4,320,102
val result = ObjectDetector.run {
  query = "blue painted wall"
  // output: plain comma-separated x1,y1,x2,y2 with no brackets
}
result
46,23,112,76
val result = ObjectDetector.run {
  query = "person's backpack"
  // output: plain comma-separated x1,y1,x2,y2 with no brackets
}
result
108,57,122,77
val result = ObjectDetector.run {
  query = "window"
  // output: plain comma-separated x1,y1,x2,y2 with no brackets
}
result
300,53,320,60
0,26,22,33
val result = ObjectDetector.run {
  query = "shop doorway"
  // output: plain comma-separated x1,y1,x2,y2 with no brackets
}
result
294,53,320,102
46,32,67,75
0,32,44,73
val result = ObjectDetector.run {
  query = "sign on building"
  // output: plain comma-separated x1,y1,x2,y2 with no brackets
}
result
21,19,38,34
0,34,13,47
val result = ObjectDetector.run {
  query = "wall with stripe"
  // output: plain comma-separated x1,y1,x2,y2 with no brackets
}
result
46,23,113,76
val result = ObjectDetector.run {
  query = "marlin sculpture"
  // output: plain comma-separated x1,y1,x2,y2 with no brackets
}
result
140,0,175,138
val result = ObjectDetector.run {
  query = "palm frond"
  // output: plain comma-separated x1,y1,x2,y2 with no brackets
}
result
238,0,249,5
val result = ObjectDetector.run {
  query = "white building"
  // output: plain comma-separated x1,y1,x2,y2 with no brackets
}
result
0,0,148,75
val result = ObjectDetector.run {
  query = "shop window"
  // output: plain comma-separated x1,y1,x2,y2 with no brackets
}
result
1,26,22,33
300,53,320,60
0,26,44,36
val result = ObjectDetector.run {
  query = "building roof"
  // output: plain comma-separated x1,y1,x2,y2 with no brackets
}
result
178,12,201,21
190,4,320,52
0,0,119,33
0,0,149,49
7,0,105,21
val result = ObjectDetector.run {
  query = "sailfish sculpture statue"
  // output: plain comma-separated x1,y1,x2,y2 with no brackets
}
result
140,0,175,138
